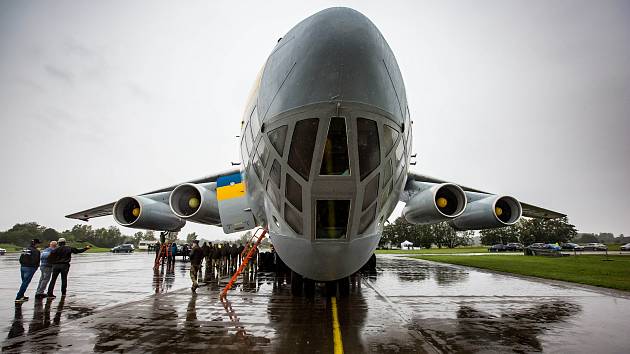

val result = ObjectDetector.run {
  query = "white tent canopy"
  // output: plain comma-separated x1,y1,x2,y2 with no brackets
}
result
400,240,413,249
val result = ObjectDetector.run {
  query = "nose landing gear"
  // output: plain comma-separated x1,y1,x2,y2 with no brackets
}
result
290,270,351,297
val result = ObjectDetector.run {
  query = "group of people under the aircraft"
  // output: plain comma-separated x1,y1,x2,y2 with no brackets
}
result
15,238,91,303
153,240,259,292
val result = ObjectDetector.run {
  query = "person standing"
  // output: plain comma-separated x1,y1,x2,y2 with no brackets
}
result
166,242,173,270
154,241,162,263
46,238,90,298
34,241,58,299
237,243,245,266
170,242,178,267
202,242,210,265
212,244,220,271
189,240,204,293
15,239,41,303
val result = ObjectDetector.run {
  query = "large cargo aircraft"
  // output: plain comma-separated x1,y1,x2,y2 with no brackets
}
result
67,7,563,294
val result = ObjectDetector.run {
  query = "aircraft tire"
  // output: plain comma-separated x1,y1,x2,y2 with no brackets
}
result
338,276,350,297
291,270,303,296
325,281,337,297
304,278,315,297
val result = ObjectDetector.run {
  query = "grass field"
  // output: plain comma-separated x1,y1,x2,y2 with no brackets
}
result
376,247,489,254
0,243,23,253
413,255,630,291
607,244,621,251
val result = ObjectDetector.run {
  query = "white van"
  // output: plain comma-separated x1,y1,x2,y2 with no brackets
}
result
138,240,158,251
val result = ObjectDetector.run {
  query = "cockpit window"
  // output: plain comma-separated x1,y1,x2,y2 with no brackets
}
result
362,174,379,211
270,159,281,188
240,138,249,168
383,158,392,186
266,180,280,211
320,117,350,175
380,181,392,210
394,139,405,181
284,203,303,234
359,202,377,234
357,118,380,181
395,139,404,162
268,125,288,156
256,138,270,167
244,122,253,154
288,118,319,181
316,200,350,239
252,147,263,181
383,125,399,156
250,107,260,139
285,173,302,212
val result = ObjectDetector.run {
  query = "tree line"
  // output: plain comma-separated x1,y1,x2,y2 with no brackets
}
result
478,217,578,246
0,222,157,249
381,217,475,249
382,216,578,248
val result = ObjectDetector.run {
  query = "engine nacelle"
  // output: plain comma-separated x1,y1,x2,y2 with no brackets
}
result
402,182,467,224
450,193,522,230
169,183,220,225
113,193,185,231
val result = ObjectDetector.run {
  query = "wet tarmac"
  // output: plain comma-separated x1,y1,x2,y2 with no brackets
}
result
1,253,629,353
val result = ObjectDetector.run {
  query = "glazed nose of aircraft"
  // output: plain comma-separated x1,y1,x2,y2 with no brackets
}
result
258,7,408,126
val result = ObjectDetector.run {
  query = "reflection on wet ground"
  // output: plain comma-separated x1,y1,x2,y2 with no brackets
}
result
1,254,629,353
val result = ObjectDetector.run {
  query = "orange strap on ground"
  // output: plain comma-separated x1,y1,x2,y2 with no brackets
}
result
221,228,267,298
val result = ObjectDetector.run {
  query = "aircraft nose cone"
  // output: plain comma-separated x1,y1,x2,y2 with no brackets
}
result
258,7,407,125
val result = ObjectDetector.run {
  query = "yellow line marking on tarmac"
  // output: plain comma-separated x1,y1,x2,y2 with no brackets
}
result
331,296,344,354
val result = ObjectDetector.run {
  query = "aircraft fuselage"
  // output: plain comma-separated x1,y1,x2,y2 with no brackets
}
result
240,8,411,281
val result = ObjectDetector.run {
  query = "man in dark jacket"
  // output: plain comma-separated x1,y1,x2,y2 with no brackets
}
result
15,239,41,303
189,240,204,292
46,238,90,298
202,242,210,265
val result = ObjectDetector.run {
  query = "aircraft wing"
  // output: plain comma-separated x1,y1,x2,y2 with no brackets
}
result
66,167,241,222
405,172,565,219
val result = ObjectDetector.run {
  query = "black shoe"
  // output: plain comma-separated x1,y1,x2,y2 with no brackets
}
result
47,294,56,299
23,296,29,300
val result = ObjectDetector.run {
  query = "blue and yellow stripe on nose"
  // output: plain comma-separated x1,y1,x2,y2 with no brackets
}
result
217,173,246,201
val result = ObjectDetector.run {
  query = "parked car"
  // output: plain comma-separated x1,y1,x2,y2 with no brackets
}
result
505,243,524,251
528,243,547,249
584,243,607,251
545,244,562,251
0,247,6,255
488,244,507,252
621,243,630,251
111,244,135,253
561,243,584,251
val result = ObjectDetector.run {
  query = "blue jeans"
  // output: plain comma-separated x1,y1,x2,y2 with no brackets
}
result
36,266,52,295
16,266,38,300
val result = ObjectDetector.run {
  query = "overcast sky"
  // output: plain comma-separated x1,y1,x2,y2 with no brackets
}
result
1,0,629,240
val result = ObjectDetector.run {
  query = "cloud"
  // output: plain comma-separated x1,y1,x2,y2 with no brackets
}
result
44,64,74,84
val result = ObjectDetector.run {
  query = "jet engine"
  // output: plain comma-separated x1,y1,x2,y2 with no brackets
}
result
402,182,467,224
450,193,522,230
113,192,185,231
169,183,220,225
